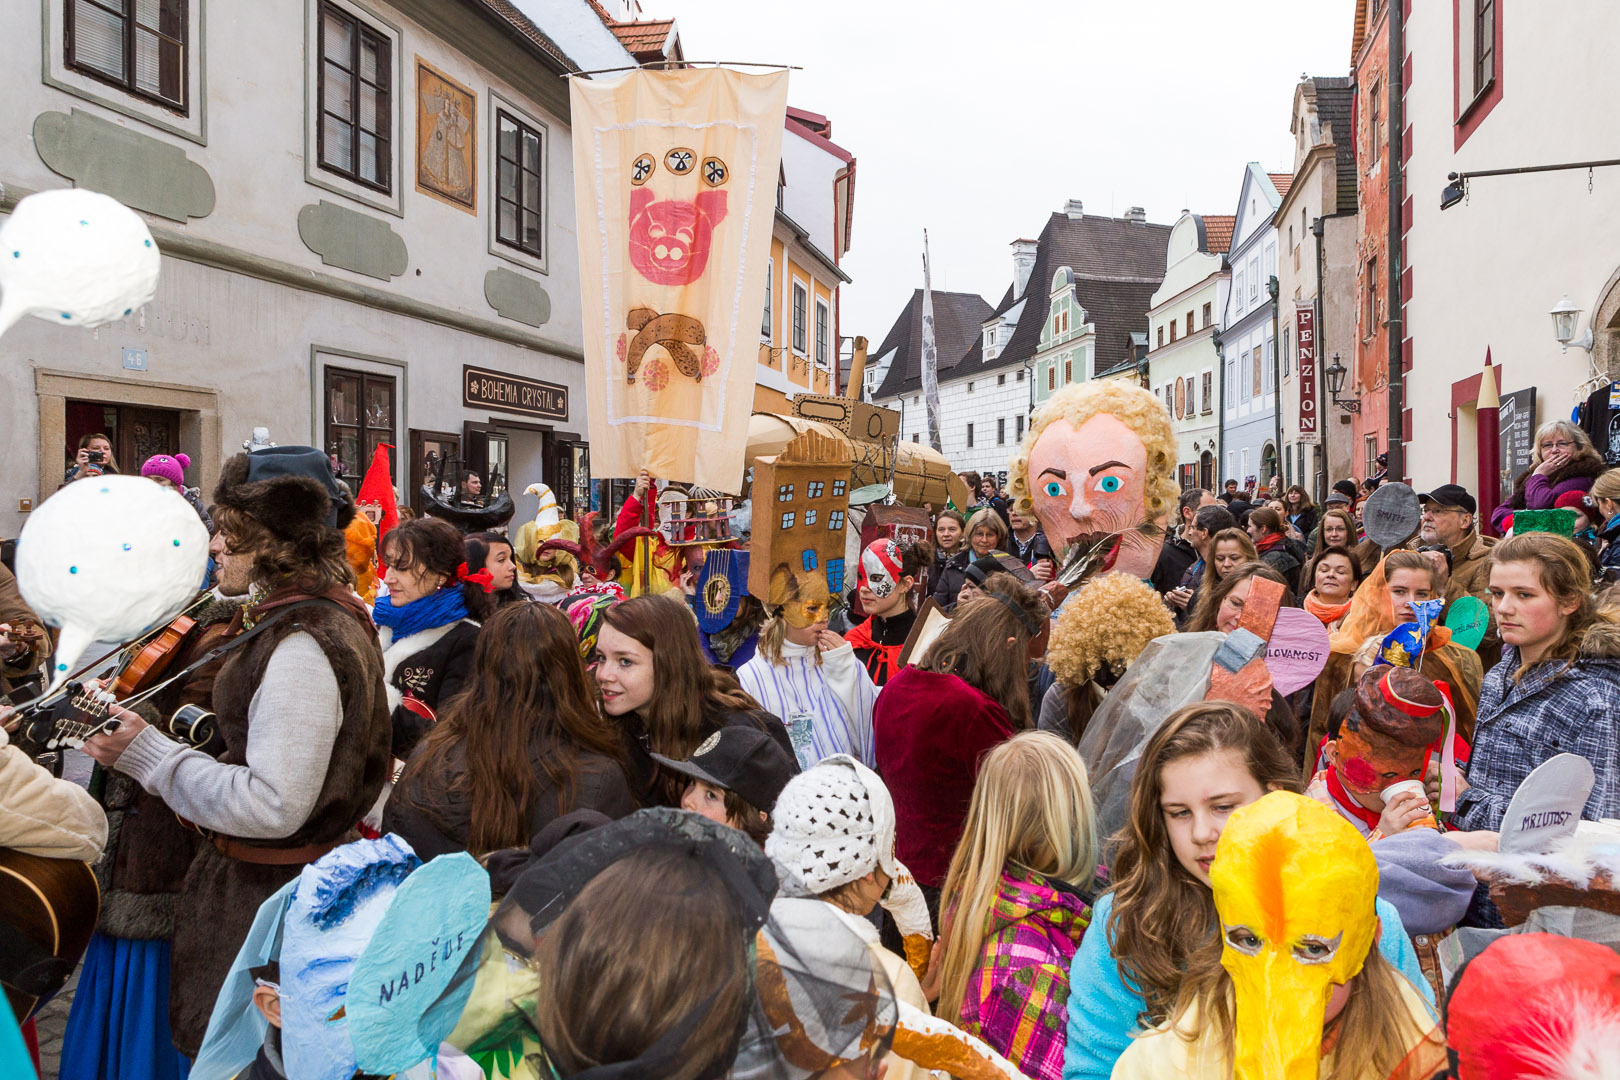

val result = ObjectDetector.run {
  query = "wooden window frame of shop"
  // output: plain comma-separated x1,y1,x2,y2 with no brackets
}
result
466,415,588,518
34,368,220,505
323,365,397,488
309,346,407,497
1453,0,1504,149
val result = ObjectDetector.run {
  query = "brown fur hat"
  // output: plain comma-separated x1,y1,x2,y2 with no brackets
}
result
213,446,356,539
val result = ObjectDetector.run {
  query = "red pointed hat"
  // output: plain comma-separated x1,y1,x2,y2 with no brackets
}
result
356,444,399,563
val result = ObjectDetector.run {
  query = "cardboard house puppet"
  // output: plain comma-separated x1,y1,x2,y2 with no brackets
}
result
749,429,853,613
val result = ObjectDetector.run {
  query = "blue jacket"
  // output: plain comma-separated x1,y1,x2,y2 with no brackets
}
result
1061,892,1435,1080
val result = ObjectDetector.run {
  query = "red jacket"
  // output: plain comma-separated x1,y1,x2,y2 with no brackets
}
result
873,666,1014,888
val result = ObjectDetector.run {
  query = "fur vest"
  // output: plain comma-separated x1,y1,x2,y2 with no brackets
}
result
1507,448,1607,508
169,593,390,1054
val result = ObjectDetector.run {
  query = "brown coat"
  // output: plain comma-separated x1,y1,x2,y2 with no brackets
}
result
0,565,46,698
1445,531,1501,669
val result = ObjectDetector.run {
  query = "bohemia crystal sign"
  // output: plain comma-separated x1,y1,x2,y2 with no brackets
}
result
462,364,568,420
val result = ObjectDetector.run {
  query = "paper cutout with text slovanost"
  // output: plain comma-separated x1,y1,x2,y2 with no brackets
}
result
1264,607,1331,696
572,68,789,490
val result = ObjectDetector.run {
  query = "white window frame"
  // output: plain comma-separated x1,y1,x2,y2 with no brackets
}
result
761,257,775,342
814,297,831,370
303,0,405,217
488,90,551,274
790,277,809,356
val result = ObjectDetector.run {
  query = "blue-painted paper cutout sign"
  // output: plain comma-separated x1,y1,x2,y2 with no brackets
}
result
348,852,491,1073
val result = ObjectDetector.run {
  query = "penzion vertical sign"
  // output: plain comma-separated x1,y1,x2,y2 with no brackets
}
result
1296,305,1318,444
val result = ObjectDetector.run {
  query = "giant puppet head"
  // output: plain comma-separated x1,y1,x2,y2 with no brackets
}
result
1008,381,1176,579
1210,792,1380,1080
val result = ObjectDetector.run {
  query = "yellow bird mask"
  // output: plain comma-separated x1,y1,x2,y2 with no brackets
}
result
1210,791,1379,1080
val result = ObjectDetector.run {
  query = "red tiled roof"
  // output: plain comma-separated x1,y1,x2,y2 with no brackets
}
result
612,18,676,56
1268,173,1295,199
474,0,576,72
1201,214,1235,254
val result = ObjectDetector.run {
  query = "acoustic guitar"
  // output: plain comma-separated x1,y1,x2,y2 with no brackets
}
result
0,847,100,1021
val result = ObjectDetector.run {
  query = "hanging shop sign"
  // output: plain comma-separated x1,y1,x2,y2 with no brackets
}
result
462,365,568,420
1295,305,1318,444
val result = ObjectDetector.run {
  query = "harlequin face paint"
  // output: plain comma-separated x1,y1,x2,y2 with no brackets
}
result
1026,413,1153,576
859,540,902,599
1210,792,1379,1080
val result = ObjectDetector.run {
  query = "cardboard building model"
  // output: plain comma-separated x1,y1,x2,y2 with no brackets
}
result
749,429,852,606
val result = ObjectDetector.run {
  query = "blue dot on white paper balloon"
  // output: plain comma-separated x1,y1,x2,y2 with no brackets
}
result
57,663,67,671
144,240,152,247
69,566,77,574
122,543,132,551
60,312,70,319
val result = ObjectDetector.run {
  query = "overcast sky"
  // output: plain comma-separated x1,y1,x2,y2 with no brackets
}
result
639,0,1360,350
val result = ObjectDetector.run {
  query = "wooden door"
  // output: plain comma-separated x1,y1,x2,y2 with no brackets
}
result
409,429,461,516
119,408,179,475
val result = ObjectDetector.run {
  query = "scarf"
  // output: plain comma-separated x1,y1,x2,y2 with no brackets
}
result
1303,592,1353,626
1254,532,1285,554
371,585,469,640
1323,765,1384,832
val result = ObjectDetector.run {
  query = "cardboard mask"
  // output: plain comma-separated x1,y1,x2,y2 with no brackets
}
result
777,567,831,629
1211,792,1380,1080
695,548,750,633
1010,382,1175,579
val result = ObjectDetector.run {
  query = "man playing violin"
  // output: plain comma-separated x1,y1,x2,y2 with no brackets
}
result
83,446,391,1058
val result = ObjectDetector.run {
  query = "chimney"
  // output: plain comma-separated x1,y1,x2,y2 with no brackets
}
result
1011,239,1039,297
1124,206,1147,223
1063,198,1084,220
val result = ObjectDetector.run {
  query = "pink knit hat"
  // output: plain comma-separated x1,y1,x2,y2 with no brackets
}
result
140,452,190,487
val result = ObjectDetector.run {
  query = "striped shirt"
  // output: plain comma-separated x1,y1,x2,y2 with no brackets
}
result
737,639,877,769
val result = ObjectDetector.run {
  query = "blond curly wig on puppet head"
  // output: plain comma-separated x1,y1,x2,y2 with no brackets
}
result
1008,380,1176,578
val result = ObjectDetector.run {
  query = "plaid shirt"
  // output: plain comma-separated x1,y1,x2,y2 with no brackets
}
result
1452,647,1620,833
958,867,1095,1080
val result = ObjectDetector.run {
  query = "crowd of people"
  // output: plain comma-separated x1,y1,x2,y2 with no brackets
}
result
0,405,1617,1080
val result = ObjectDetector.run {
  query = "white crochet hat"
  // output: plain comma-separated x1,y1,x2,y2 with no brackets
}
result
766,756,934,943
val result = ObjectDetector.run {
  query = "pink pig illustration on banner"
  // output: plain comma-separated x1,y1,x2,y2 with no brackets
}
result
627,186,728,286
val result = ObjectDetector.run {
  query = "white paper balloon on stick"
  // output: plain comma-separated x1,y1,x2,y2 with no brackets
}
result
0,188,161,340
16,476,209,689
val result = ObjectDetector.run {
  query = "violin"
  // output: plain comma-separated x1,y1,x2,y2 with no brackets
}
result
113,613,197,697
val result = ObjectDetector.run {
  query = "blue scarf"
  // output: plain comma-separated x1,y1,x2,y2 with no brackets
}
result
372,586,469,641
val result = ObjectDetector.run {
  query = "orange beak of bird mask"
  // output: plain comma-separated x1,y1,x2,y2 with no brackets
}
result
1210,791,1380,1080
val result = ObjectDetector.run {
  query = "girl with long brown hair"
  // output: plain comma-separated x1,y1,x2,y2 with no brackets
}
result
385,602,632,857
1183,561,1290,634
873,575,1046,898
593,594,793,803
1060,703,1433,1080
1186,527,1255,619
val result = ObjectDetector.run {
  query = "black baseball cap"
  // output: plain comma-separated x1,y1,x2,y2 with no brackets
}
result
1417,484,1477,514
650,726,799,813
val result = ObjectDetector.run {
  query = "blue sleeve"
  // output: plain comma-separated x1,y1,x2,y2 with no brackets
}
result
1373,897,1436,1015
1063,893,1145,1080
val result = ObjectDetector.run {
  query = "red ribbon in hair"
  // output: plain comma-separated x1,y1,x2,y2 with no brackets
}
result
455,562,496,593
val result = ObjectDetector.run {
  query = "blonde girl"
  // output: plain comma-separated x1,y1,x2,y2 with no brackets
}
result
937,732,1100,1080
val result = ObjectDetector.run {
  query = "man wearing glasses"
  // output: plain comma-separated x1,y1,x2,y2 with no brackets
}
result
1418,483,1498,664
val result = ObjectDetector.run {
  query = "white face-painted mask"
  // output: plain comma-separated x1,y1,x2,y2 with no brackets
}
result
859,540,902,598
